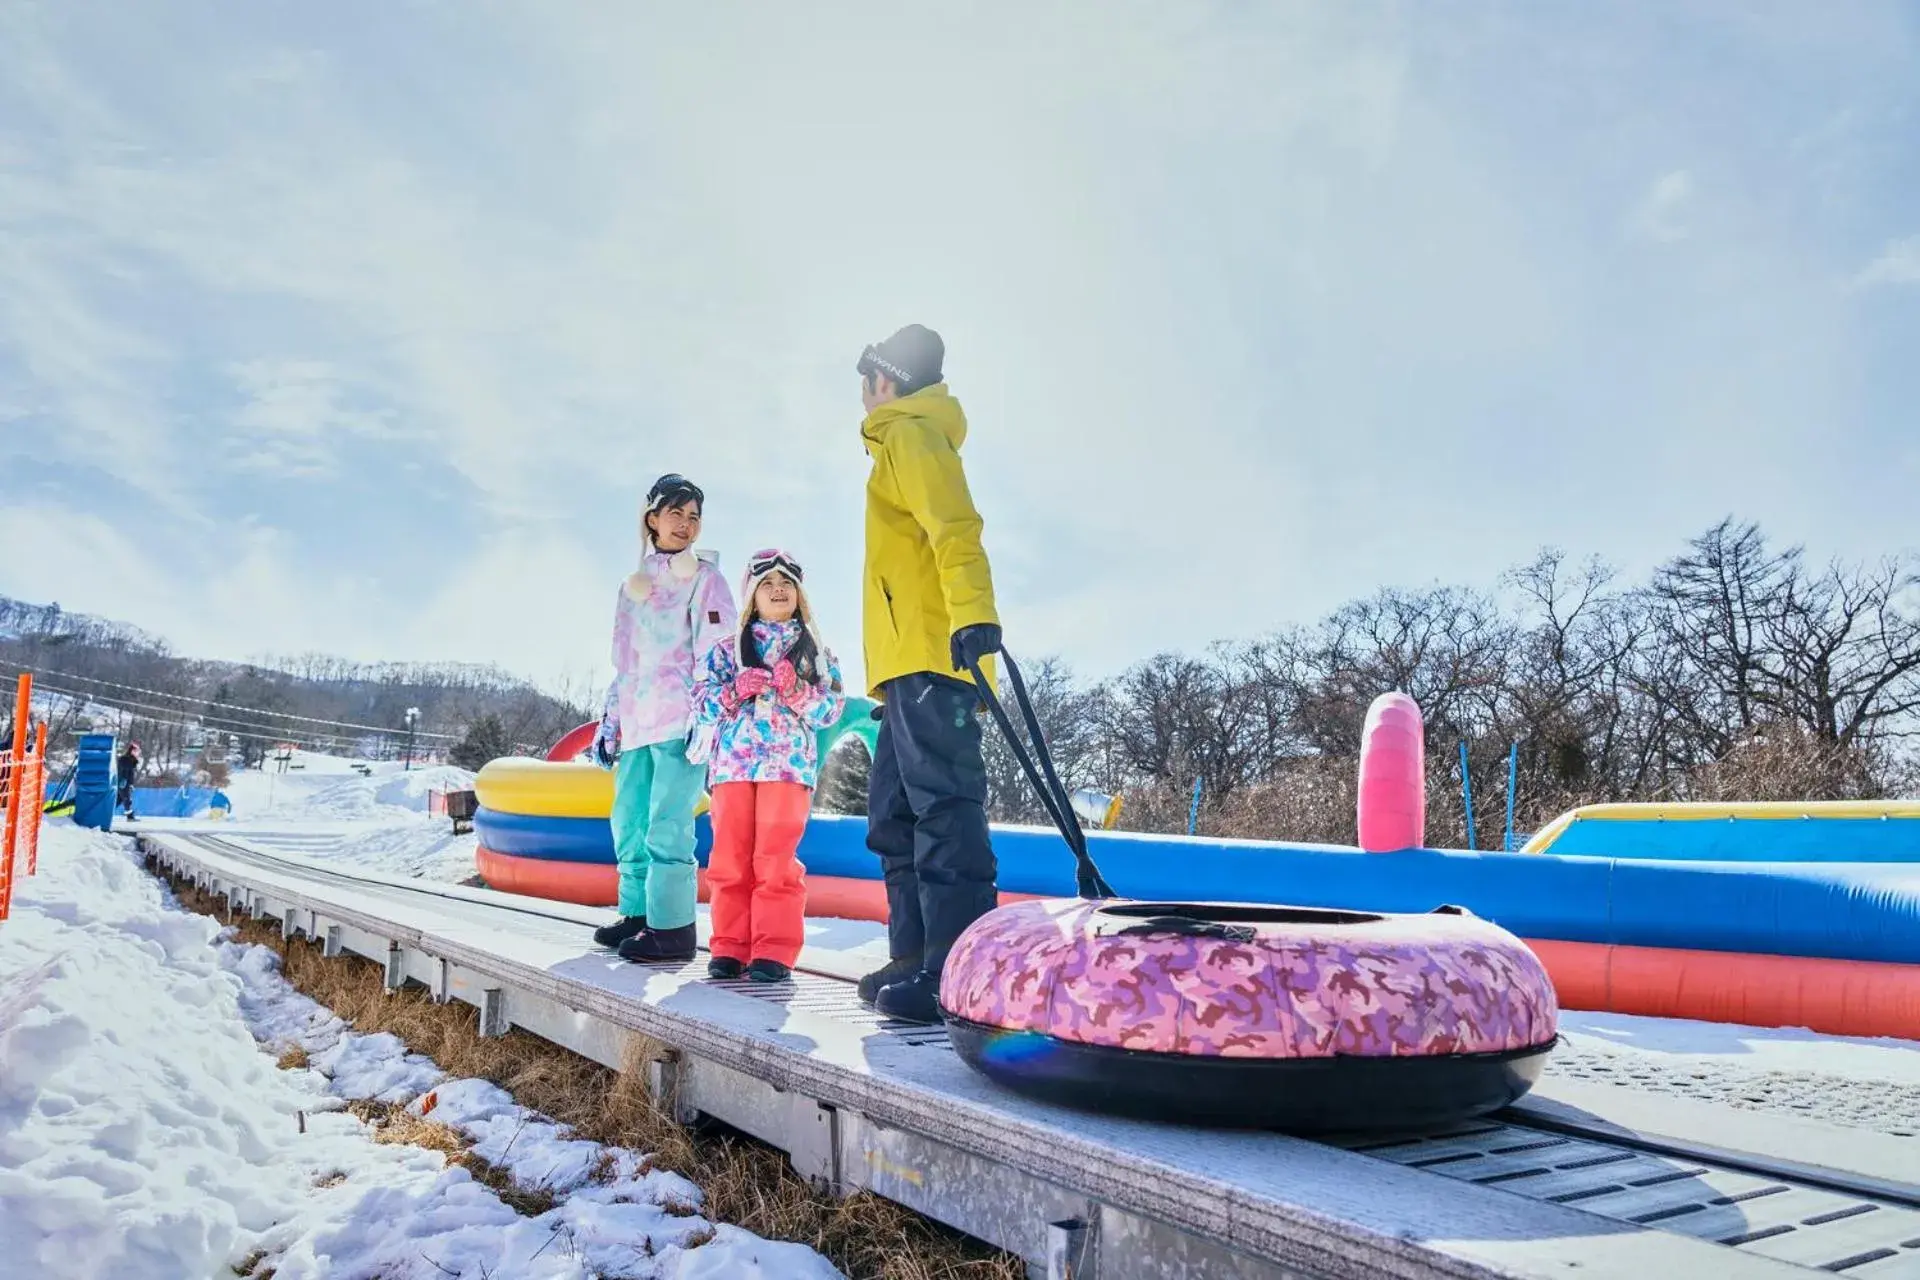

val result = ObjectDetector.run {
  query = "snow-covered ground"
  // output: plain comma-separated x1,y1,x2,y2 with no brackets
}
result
0,822,843,1280
1558,1008,1920,1088
165,752,485,883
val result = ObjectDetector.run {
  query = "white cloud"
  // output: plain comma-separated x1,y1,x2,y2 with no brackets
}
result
227,359,397,477
1,2,1915,690
1856,236,1920,288
1630,170,1694,243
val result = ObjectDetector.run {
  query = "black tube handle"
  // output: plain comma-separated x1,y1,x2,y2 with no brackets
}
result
968,651,1117,900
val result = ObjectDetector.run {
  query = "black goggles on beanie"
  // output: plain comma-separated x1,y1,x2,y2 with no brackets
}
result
647,473,705,511
747,550,804,583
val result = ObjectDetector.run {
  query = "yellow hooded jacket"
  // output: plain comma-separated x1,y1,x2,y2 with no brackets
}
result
860,384,999,697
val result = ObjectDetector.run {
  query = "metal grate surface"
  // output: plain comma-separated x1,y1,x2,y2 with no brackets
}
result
628,958,956,1048
1329,1124,1920,1275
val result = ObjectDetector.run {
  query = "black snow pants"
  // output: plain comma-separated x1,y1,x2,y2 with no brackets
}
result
866,673,999,982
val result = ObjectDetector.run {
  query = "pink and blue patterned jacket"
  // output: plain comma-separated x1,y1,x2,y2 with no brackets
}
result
602,550,739,751
693,621,846,788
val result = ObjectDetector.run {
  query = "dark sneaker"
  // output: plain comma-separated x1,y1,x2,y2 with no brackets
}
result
873,970,944,1024
707,956,744,979
857,954,922,1006
618,924,697,963
746,959,791,983
592,915,647,949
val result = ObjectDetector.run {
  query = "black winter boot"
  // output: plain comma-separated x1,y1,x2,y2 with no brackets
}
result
746,959,791,983
857,954,922,1006
619,924,697,964
706,956,744,979
873,970,944,1025
593,915,647,949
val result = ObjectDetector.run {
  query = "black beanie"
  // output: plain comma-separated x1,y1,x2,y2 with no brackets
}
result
857,324,945,394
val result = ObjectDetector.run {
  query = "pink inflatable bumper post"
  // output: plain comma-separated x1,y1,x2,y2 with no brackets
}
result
1357,691,1425,852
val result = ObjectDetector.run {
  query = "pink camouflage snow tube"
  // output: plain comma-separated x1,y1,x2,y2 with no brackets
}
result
939,898,1559,1131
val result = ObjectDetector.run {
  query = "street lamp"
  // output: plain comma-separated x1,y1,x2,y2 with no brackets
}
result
404,707,420,772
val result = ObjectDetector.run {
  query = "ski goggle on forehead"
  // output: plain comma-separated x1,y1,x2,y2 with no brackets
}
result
747,550,804,583
647,474,705,510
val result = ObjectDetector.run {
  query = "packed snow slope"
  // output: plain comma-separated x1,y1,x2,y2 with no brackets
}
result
176,751,483,882
0,822,844,1280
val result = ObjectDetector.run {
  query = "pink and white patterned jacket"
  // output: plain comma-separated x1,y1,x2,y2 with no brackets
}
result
602,550,739,751
693,621,846,788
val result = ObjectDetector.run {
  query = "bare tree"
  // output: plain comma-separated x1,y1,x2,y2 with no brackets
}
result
982,657,1101,822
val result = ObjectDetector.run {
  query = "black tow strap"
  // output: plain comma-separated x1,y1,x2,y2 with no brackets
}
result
968,651,1116,900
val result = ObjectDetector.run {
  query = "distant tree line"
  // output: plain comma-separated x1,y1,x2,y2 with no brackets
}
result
17,516,1916,832
820,520,1920,847
0,599,593,777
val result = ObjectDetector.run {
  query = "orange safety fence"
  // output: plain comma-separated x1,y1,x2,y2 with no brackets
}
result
2,673,49,922
20,721,46,877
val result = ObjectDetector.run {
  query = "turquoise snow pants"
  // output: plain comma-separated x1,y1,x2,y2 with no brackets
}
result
611,742,706,928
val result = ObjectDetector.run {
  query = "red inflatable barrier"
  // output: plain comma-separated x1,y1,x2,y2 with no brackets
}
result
1526,938,1920,1040
474,847,1040,919
473,847,1920,1038
546,722,600,763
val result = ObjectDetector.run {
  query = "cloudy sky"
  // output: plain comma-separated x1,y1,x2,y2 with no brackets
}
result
2,1,1917,698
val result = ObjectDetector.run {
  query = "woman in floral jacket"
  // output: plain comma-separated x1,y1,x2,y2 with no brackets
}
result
691,548,845,981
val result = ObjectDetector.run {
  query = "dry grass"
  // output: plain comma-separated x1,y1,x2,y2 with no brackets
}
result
1687,721,1897,803
160,867,1021,1280
345,1100,560,1218
276,1044,310,1071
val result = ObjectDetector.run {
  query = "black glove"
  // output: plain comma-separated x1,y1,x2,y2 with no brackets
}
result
950,622,1004,673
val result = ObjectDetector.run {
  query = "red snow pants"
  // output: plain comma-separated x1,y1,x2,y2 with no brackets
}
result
706,781,810,967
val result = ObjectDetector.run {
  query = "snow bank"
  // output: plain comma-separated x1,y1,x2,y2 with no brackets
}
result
222,760,476,822
206,759,483,884
0,823,843,1280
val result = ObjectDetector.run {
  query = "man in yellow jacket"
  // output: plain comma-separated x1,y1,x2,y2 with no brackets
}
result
854,324,1004,1024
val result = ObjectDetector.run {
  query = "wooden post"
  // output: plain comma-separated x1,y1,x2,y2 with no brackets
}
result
1,674,31,921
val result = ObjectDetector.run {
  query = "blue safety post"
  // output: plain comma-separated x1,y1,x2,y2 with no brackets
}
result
1187,775,1204,836
1459,741,1477,851
1503,741,1520,852
74,734,117,831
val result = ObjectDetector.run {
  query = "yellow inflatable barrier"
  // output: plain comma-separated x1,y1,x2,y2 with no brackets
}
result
475,758,713,820
475,758,613,818
476,759,718,821
1520,799,1920,855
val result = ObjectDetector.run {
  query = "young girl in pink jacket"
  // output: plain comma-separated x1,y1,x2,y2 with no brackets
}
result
591,474,737,963
691,549,845,981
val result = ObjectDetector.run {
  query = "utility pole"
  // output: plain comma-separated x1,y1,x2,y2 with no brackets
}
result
404,707,420,772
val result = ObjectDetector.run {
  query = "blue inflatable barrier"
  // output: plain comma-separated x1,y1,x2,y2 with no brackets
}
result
129,785,229,819
787,816,1920,968
474,807,717,866
475,807,1920,967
